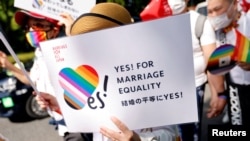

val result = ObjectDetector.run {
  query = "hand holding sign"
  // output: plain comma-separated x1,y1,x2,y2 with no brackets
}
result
0,32,54,114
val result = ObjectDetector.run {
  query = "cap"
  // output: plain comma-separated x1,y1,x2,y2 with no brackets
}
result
14,10,58,27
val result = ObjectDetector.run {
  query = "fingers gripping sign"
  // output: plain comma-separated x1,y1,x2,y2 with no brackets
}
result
100,116,141,141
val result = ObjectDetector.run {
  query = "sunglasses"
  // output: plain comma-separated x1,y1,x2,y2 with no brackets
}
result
25,18,55,32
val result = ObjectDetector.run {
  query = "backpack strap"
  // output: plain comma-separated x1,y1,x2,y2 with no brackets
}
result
195,14,207,45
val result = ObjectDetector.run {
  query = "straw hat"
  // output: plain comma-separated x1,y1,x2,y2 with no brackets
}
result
70,2,133,35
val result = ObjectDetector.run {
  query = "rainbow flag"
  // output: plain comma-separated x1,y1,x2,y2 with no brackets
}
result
233,29,250,62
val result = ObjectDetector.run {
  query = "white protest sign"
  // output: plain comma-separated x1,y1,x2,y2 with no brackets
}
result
14,0,96,20
40,13,198,132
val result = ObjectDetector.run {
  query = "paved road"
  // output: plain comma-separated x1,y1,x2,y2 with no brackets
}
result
0,116,62,141
0,84,226,141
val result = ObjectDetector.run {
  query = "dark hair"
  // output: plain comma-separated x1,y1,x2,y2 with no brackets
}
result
188,0,205,7
57,26,66,38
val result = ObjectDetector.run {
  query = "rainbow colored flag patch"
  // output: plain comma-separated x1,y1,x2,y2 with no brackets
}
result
233,29,250,62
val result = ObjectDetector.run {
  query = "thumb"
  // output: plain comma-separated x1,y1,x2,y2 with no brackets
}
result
0,51,6,57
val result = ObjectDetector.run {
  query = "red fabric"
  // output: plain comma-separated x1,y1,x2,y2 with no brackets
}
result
140,0,173,21
15,10,58,27
240,0,250,13
30,12,58,25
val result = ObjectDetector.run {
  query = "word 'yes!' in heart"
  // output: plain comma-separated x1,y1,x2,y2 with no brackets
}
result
58,65,99,110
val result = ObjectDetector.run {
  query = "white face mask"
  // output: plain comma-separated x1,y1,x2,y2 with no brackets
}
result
168,0,186,15
208,2,234,31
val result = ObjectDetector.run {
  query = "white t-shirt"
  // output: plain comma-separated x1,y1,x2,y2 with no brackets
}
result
30,48,68,136
215,12,250,85
30,48,54,94
189,10,216,87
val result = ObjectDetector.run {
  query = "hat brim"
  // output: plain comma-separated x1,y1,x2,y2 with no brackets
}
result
15,10,46,27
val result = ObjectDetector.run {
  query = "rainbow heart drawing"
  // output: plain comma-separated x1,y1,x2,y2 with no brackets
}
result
59,65,99,110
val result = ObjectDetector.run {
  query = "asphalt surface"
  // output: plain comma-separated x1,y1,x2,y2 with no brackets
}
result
0,116,62,141
0,84,226,141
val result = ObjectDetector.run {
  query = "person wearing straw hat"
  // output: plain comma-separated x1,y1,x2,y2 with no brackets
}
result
0,10,92,141
35,2,181,141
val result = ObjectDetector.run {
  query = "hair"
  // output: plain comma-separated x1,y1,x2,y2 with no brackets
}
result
57,26,66,38
207,0,234,3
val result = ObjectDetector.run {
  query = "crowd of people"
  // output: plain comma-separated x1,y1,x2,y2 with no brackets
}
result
0,0,249,141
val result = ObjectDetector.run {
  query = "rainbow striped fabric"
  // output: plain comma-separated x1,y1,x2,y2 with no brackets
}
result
59,65,99,110
233,29,250,62
207,44,235,75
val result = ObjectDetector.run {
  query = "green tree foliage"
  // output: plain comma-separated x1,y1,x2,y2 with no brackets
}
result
0,0,204,54
106,0,125,6
0,0,150,54
97,0,150,21
0,0,33,54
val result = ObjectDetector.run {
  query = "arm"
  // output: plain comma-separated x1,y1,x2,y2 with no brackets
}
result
100,116,141,141
35,92,61,113
199,17,228,118
0,51,31,85
206,72,227,118
201,43,227,118
58,13,74,36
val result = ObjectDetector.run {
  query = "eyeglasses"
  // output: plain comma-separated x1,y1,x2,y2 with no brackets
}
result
25,18,55,32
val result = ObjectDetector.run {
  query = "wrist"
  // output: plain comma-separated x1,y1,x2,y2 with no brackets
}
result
218,91,228,100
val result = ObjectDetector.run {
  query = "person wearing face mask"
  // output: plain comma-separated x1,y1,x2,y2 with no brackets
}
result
34,2,181,141
140,0,227,141
207,0,250,128
93,0,227,141
0,10,93,141
33,1,226,141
